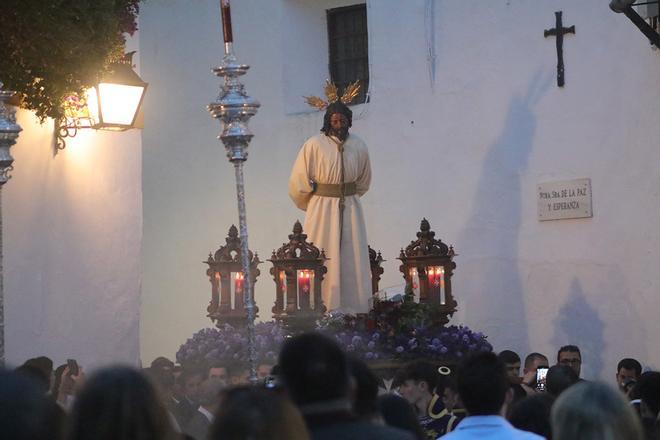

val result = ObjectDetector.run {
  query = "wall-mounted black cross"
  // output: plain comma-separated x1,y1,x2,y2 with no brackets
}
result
544,11,575,87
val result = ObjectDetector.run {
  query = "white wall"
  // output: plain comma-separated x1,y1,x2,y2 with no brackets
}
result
140,0,660,380
4,113,142,369
4,33,144,368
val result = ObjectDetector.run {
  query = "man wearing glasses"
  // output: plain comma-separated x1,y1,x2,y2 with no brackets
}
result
557,345,582,378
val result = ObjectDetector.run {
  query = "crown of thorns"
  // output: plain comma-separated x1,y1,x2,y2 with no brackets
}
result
303,80,361,110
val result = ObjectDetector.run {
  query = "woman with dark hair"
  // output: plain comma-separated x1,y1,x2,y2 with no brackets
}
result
209,386,309,440
377,394,425,440
67,366,179,440
0,369,64,440
508,393,554,439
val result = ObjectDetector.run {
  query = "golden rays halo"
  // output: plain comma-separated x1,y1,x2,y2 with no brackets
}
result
303,79,361,110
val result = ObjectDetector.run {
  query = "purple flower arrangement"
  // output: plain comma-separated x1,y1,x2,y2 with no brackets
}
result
378,324,492,361
176,321,286,368
316,312,388,361
316,298,492,362
177,295,491,367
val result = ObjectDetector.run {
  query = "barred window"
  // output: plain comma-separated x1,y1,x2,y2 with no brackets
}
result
327,4,369,104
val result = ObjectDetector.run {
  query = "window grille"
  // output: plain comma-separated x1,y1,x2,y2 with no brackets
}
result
327,4,369,104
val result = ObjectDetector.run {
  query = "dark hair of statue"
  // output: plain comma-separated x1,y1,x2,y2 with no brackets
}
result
320,101,353,135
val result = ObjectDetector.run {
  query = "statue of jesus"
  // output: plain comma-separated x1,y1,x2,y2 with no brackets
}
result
288,99,372,313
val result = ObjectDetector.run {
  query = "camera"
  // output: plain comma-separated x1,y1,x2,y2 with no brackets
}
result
535,367,549,392
264,375,278,389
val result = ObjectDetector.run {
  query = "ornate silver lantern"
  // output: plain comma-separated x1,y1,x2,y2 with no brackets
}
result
398,218,457,325
205,225,261,329
269,221,327,332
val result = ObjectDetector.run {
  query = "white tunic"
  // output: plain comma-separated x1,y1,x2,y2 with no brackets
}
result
288,133,372,313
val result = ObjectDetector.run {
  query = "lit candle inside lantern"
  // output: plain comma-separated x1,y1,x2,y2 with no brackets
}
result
234,272,244,295
298,270,311,295
220,0,233,43
298,270,313,309
410,268,420,293
279,271,286,292
233,271,245,309
427,266,445,304
428,267,441,288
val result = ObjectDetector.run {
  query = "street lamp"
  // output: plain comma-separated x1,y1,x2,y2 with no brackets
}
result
57,52,148,150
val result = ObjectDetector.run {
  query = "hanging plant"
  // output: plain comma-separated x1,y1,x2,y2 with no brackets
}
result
0,0,141,122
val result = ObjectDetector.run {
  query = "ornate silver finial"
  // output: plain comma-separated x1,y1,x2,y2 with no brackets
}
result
0,83,22,186
206,0,260,385
207,45,260,163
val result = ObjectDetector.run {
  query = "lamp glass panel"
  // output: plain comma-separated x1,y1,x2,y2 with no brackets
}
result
232,272,244,309
85,88,100,125
297,269,314,309
98,83,144,126
279,271,286,292
427,266,445,304
409,268,420,300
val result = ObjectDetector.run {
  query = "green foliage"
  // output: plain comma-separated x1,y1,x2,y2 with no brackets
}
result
0,0,140,121
371,284,450,334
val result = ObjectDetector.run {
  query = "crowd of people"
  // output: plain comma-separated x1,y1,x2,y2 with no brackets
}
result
2,338,659,440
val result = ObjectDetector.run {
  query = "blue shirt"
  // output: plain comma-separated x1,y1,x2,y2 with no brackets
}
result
437,415,545,440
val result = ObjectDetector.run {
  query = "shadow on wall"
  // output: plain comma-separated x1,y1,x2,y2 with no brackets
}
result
551,278,605,378
455,71,552,355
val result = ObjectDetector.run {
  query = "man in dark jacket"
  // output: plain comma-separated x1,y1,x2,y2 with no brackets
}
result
279,332,414,440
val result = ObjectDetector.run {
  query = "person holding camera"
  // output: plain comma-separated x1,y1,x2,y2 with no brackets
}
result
53,359,85,411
